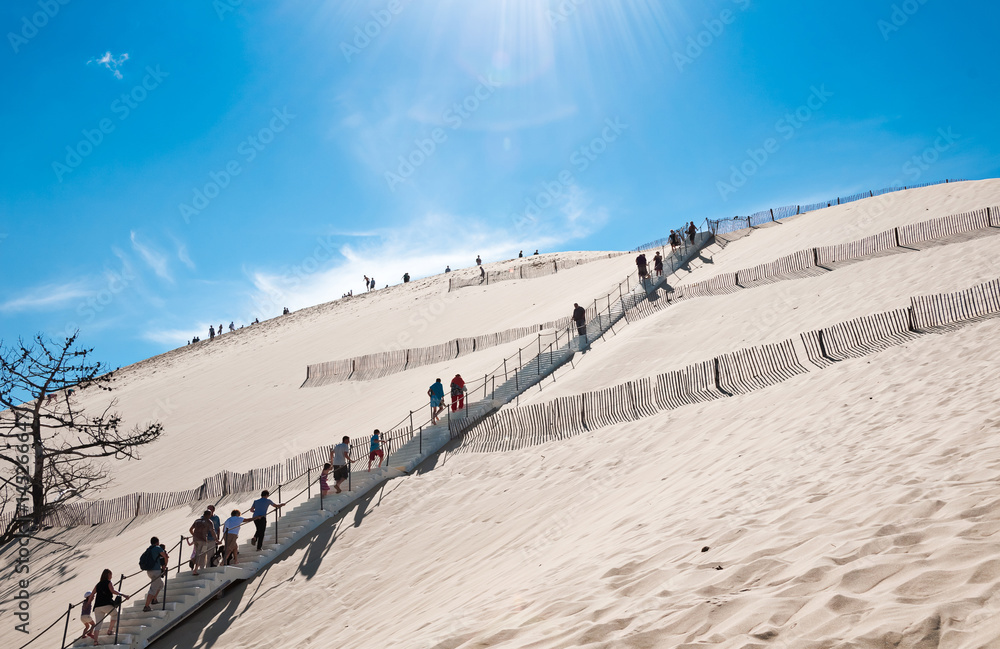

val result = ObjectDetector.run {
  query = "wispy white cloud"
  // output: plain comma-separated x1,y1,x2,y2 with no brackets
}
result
130,232,172,282
88,51,130,79
142,327,204,346
176,242,196,270
246,194,606,318
0,281,93,313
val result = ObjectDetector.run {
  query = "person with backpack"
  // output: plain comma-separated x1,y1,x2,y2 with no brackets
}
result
140,537,169,612
189,511,219,576
450,374,467,412
668,230,680,252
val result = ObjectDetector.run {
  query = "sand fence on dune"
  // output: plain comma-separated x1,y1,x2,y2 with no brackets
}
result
458,276,1000,453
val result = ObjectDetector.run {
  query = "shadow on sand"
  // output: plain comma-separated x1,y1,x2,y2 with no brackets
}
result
152,462,434,649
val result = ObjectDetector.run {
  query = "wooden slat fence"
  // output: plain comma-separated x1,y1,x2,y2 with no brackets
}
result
654,360,727,409
910,278,1000,331
800,309,918,368
459,274,998,455
897,207,992,246
814,228,897,266
738,249,814,285
716,340,808,395
303,359,355,387
459,341,808,453
302,322,557,387
353,350,408,381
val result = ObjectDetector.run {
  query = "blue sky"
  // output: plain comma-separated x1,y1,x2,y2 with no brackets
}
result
1,0,998,369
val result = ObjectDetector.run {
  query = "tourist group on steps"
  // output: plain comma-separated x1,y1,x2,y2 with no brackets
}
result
71,231,701,644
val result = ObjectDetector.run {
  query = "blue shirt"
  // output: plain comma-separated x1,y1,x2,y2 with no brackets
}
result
251,498,274,518
429,382,444,398
370,435,380,452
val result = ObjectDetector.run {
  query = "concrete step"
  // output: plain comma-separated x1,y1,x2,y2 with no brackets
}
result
125,592,197,607
70,632,134,647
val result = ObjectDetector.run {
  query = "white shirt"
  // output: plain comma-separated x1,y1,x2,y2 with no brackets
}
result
332,443,350,466
223,516,245,537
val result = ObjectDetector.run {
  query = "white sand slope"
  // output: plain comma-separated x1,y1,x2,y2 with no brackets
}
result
3,180,1000,649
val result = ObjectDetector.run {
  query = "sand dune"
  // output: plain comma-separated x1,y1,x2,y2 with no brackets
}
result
4,180,1000,649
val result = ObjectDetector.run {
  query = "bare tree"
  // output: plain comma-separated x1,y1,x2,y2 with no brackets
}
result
0,332,163,544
